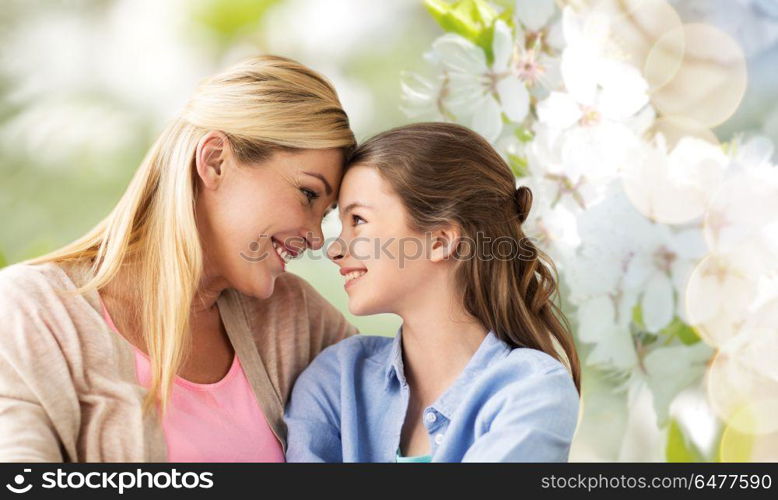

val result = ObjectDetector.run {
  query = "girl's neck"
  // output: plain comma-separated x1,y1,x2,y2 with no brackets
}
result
398,296,488,404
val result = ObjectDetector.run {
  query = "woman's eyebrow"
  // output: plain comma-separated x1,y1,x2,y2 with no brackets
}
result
302,171,333,196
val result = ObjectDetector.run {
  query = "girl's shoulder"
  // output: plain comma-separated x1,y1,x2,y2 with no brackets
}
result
455,337,579,407
472,345,579,414
292,334,393,390
500,345,573,378
287,334,394,413
316,333,394,365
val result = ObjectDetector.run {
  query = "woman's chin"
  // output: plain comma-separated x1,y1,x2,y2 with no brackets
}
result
236,272,276,300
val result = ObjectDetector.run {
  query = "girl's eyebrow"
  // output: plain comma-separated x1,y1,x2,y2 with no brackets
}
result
340,202,372,216
302,171,333,196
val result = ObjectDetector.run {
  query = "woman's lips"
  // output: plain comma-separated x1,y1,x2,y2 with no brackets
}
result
271,237,286,271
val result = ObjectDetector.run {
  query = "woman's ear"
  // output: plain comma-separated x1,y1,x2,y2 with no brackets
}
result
429,225,462,263
195,131,230,190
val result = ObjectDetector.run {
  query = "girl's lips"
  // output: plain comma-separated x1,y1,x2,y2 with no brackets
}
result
344,273,365,290
342,267,367,290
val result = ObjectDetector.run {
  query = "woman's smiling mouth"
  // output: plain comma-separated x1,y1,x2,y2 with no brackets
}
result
271,237,300,270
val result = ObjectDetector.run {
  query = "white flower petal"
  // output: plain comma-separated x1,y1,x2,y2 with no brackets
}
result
432,33,488,74
641,273,675,332
669,228,708,260
587,328,638,371
736,135,775,169
643,344,714,425
577,295,616,342
670,259,696,323
597,60,650,121
537,91,581,129
515,0,556,32
400,71,443,118
561,6,583,47
491,19,514,73
546,18,565,51
496,76,529,122
445,74,485,118
560,45,598,107
470,95,503,142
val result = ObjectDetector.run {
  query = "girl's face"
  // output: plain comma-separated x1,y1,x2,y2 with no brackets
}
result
196,131,343,299
328,165,439,316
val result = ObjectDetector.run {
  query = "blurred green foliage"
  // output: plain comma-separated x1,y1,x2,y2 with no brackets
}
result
424,0,502,62
192,0,283,46
666,418,706,462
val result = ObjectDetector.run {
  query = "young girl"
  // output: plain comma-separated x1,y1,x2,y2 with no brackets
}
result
284,123,581,462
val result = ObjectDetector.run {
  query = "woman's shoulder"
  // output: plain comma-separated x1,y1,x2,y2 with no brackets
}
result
0,261,76,307
0,260,106,352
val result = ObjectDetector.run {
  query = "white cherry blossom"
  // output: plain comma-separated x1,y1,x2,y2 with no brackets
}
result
430,20,529,141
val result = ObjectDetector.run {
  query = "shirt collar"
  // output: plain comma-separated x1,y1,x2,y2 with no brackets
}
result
384,326,406,388
432,331,511,420
384,327,512,420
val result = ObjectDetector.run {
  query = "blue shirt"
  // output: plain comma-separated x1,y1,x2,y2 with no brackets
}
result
284,329,580,462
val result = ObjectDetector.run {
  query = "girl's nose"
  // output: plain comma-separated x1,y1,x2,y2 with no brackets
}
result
327,237,346,261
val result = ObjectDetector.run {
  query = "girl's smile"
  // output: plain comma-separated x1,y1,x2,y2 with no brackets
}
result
340,266,368,290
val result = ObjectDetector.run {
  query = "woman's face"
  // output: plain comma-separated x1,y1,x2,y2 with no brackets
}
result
327,165,439,316
196,131,343,299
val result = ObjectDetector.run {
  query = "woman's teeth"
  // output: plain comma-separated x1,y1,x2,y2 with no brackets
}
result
271,239,296,264
345,270,367,282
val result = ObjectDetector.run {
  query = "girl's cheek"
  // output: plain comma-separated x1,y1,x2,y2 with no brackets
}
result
352,240,372,262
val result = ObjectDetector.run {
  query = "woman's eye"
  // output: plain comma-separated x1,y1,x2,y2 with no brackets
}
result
352,214,366,226
301,188,319,204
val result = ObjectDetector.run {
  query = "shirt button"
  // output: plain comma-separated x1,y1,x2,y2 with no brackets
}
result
424,411,437,423
434,433,444,445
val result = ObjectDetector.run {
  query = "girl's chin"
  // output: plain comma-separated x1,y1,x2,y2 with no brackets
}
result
347,299,386,317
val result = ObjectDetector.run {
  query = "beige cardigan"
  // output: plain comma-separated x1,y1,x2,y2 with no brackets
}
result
0,260,357,462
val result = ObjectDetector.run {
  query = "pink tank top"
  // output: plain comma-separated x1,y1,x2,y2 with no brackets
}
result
100,299,285,462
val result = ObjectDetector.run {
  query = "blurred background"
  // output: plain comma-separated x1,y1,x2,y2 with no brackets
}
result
1,0,776,461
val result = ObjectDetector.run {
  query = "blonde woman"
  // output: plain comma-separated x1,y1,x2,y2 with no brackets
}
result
0,55,357,462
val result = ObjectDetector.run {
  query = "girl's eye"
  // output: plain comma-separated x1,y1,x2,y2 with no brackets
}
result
352,214,366,226
301,188,319,204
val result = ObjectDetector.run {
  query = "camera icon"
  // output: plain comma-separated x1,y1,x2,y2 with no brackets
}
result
5,469,33,494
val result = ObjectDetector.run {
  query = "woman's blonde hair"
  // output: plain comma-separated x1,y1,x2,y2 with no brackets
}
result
26,55,356,414
348,123,581,394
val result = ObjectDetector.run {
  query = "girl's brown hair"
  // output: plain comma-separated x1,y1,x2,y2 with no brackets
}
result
348,122,581,394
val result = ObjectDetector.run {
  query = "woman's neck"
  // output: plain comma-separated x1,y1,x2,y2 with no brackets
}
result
99,256,228,322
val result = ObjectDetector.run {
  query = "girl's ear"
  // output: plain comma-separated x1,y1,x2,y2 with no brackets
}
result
429,225,462,263
195,131,230,190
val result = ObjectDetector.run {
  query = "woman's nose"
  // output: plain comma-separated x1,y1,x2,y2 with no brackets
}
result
302,224,325,251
